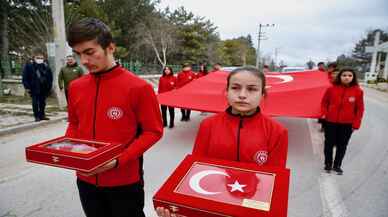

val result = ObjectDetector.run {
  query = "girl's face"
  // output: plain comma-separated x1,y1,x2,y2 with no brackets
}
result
340,71,354,85
164,68,171,75
227,71,263,115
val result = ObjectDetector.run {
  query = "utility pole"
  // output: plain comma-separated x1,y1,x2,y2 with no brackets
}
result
256,23,275,69
51,0,67,108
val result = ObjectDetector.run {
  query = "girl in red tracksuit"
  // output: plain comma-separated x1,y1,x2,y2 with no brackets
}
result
158,66,177,128
156,66,288,217
321,68,364,175
193,66,288,167
176,63,196,121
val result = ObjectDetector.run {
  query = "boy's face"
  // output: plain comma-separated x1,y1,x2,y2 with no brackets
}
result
72,39,115,73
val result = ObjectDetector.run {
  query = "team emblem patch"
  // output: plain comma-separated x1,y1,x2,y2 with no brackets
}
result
107,107,123,120
253,151,268,165
170,81,175,85
348,96,355,102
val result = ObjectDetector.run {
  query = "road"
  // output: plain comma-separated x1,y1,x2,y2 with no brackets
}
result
0,87,387,217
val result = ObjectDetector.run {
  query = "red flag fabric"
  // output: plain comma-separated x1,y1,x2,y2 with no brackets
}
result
175,163,275,209
158,70,331,118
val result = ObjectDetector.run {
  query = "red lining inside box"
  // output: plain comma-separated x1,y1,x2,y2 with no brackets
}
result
153,155,290,217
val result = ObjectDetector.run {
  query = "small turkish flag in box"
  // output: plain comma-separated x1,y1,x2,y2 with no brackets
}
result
25,136,123,172
153,155,290,217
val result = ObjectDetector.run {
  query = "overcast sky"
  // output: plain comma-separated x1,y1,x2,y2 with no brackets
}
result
158,0,388,66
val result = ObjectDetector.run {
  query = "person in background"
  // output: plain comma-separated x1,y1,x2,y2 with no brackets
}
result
58,54,84,102
211,63,222,72
263,64,270,73
197,63,209,78
66,17,163,217
156,66,288,217
326,62,337,82
321,68,364,175
317,62,326,72
158,66,177,128
22,48,53,122
176,63,196,121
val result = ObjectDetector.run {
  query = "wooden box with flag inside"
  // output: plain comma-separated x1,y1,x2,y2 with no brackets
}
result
153,154,290,217
25,136,123,173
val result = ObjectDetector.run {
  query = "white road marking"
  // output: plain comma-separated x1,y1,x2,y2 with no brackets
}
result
307,119,349,217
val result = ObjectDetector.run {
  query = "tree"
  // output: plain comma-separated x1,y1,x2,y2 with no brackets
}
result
167,7,219,64
135,14,177,67
306,59,315,69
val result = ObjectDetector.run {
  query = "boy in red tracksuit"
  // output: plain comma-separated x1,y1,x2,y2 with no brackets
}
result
158,66,177,128
176,63,196,121
156,66,288,217
321,68,364,175
66,18,163,217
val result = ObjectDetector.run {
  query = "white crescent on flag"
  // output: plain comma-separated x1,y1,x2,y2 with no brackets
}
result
189,170,230,195
266,74,294,84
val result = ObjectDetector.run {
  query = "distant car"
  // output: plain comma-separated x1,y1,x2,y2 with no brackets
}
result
222,66,239,72
281,67,306,73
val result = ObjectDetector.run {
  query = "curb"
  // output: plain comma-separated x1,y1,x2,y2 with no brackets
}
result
0,116,67,137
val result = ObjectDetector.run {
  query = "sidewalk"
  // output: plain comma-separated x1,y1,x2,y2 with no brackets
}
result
0,96,67,137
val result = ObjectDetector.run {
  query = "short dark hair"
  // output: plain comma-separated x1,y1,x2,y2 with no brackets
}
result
227,66,266,96
317,62,325,66
32,48,44,57
67,17,113,49
328,62,337,68
334,68,359,86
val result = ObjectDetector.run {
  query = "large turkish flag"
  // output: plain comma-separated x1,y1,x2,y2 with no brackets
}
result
158,70,331,118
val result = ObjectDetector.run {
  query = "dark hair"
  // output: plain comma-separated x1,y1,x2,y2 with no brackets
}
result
263,64,269,68
328,62,337,68
162,66,174,76
199,63,208,74
318,62,325,66
32,48,44,57
227,66,266,96
67,18,113,49
334,68,358,86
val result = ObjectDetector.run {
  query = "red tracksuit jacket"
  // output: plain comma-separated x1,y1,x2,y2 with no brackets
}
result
176,70,196,88
66,65,163,186
193,108,288,167
158,74,177,94
321,84,364,129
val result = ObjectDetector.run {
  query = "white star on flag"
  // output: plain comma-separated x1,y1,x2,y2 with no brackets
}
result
227,180,247,192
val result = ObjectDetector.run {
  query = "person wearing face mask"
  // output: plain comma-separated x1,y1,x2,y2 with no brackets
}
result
58,54,84,102
22,49,53,122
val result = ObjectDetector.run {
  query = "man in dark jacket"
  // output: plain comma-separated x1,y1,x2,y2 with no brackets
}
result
58,54,83,102
22,49,53,121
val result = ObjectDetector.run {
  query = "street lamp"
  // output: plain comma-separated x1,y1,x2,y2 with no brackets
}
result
256,23,275,69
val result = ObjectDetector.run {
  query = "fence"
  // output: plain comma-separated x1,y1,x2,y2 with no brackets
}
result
1,57,202,77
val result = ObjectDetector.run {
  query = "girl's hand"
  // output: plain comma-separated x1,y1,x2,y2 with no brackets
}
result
156,207,172,217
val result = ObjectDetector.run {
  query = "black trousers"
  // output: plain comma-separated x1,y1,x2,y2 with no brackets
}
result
180,109,191,120
65,89,69,103
161,105,175,127
77,179,145,217
323,122,353,168
31,94,47,120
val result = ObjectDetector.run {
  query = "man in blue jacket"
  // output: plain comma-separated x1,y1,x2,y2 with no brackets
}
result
22,49,53,121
